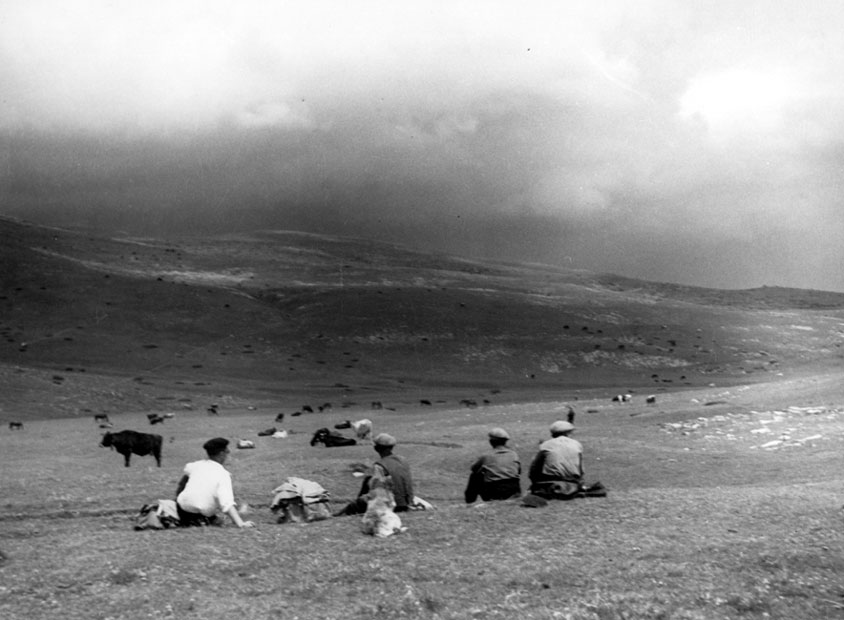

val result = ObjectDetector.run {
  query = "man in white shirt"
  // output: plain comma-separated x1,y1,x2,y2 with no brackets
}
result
176,437,254,528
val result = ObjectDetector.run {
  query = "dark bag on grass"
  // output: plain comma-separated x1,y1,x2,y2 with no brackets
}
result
580,481,608,497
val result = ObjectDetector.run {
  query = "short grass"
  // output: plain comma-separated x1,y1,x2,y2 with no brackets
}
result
3,374,844,619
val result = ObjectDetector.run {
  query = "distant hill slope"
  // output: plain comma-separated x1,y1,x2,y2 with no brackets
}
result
2,216,844,418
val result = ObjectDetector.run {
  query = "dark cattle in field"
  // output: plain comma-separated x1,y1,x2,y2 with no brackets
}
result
318,402,332,412
310,427,356,447
9,421,23,430
147,414,164,425
420,399,431,406
302,405,313,413
257,427,277,437
371,401,383,410
94,414,110,424
207,404,219,416
565,405,576,424
646,395,657,405
274,412,285,422
100,430,162,467
459,399,478,408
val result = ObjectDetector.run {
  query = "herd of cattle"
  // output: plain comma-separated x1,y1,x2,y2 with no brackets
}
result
94,411,376,467
6,393,659,468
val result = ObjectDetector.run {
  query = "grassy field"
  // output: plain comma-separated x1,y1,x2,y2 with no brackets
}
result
3,374,844,620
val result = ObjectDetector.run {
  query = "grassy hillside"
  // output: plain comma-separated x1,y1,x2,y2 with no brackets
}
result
2,216,844,419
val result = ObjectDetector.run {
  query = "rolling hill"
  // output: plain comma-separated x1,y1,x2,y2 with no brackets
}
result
2,215,844,419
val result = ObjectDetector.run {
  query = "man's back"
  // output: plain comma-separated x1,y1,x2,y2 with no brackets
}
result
376,454,414,509
472,446,521,482
531,435,583,483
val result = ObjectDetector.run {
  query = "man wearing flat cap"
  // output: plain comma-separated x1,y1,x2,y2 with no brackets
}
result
334,432,416,516
528,421,584,499
464,427,522,503
175,437,255,528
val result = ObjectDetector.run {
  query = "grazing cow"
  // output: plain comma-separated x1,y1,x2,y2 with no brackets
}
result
207,404,219,416
237,439,255,449
147,414,164,425
274,413,285,423
94,414,110,424
371,401,383,410
334,419,373,441
100,430,162,467
310,427,357,447
9,421,23,430
257,427,277,437
272,430,288,438
612,394,633,403
646,395,657,405
318,402,332,412
302,405,313,413
459,399,478,408
420,399,431,406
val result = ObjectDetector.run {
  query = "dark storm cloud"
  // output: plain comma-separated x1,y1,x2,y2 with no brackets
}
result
2,1,844,291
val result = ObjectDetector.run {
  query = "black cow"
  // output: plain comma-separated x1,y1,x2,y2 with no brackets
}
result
100,430,162,467
257,427,277,437
94,414,110,424
147,414,164,425
274,412,285,423
9,421,23,430
310,427,356,447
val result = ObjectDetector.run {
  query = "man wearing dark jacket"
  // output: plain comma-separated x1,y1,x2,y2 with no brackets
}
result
465,427,521,503
334,433,415,515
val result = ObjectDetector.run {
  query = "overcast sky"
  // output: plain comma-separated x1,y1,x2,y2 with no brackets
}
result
2,1,844,291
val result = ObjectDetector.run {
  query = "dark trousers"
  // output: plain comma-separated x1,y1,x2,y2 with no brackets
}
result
464,473,522,503
333,476,411,516
176,503,222,527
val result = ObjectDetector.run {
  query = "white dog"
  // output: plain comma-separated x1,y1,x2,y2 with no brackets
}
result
360,467,406,537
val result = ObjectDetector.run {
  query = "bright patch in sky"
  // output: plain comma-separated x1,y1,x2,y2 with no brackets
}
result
679,68,792,137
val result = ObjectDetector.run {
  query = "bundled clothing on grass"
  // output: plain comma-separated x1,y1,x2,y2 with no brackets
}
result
271,477,332,523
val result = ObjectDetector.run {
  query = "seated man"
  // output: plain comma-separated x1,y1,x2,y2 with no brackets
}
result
175,437,255,528
334,433,415,516
464,427,521,503
528,421,584,499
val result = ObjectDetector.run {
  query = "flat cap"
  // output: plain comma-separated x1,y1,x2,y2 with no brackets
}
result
373,433,397,447
488,427,510,440
203,437,230,455
549,420,575,434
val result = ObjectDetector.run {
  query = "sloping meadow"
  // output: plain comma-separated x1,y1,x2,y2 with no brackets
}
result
2,379,844,619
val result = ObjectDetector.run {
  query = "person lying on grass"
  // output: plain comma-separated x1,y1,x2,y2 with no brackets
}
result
175,437,255,528
334,433,415,516
464,427,522,503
